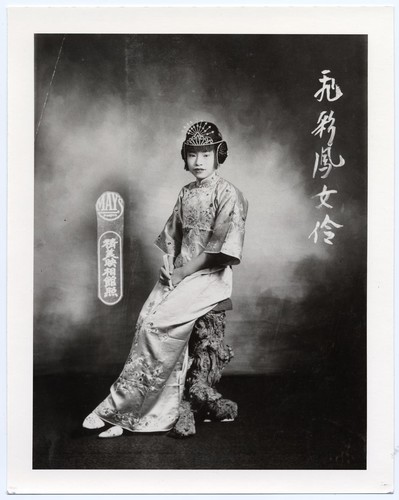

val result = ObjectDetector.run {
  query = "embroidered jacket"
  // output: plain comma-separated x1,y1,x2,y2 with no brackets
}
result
155,172,248,267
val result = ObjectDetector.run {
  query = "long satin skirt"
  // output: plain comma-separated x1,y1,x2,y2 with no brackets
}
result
93,265,233,432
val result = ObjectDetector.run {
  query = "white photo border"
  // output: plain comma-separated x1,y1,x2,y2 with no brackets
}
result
7,6,394,494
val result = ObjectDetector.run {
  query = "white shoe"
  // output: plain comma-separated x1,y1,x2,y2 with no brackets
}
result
98,426,123,438
82,412,105,429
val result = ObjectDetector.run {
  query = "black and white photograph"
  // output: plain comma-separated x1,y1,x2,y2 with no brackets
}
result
7,6,394,494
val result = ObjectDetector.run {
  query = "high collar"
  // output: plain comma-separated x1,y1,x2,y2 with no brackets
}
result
194,171,219,188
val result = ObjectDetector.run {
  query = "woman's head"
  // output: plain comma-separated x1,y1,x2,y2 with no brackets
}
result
181,121,228,173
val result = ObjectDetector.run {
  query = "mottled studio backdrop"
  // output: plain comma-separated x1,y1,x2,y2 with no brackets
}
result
34,35,366,388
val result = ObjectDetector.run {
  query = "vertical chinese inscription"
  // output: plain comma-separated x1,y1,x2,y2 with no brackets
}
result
309,70,344,246
96,192,124,305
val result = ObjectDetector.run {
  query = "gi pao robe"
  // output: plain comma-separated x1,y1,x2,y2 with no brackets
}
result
94,172,248,432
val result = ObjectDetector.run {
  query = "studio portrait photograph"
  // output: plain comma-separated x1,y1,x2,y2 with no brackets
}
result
7,6,394,495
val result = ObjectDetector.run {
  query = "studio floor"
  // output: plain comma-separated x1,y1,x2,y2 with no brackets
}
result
33,372,366,470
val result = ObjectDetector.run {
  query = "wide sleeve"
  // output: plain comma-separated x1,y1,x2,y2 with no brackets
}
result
154,189,183,258
204,184,248,265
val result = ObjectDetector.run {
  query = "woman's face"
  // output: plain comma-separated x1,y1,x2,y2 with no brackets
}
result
186,148,217,182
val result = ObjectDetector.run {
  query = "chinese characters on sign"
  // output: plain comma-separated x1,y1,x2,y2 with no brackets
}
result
96,192,124,305
309,70,344,246
101,235,120,298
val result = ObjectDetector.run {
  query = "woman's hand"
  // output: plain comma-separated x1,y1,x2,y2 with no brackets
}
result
159,265,172,286
159,255,176,287
171,267,186,287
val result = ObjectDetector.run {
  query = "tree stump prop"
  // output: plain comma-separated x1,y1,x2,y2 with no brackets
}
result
170,309,238,438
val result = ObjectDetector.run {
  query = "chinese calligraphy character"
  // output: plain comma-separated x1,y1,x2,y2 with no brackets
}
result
308,214,343,245
103,276,117,288
312,184,338,209
311,110,337,146
102,238,118,250
314,70,343,102
313,146,345,179
102,267,116,277
104,248,117,259
103,257,118,267
104,286,118,298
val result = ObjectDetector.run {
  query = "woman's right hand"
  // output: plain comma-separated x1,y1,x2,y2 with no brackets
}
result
159,265,171,286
